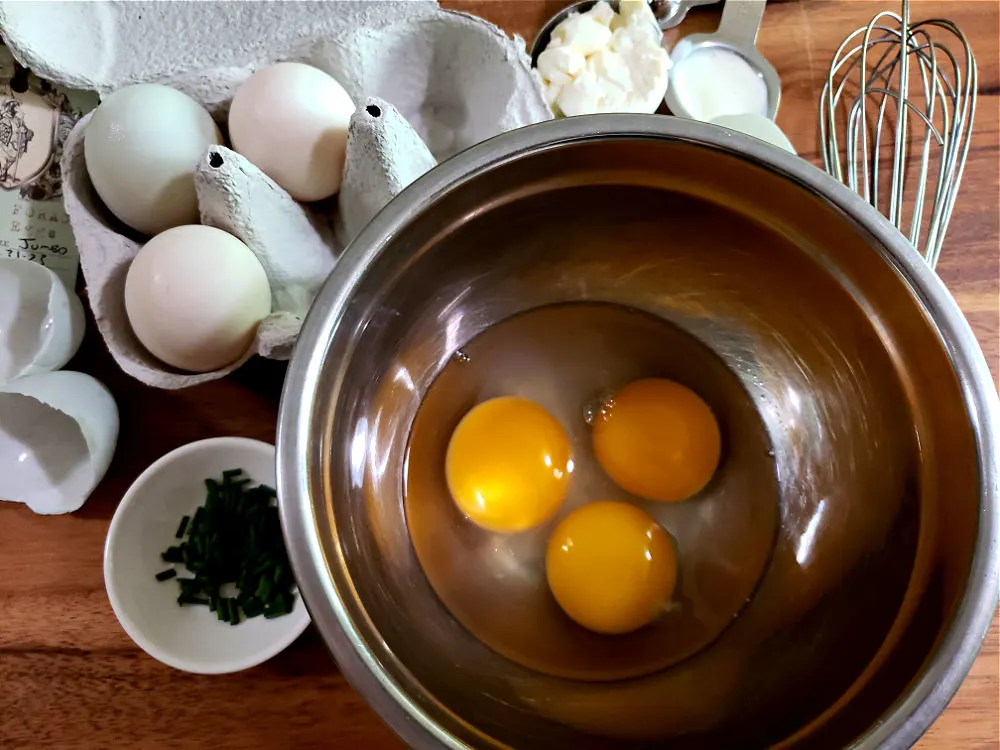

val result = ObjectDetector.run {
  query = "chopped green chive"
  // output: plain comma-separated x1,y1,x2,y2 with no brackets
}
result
255,576,271,601
160,546,184,564
156,468,298,625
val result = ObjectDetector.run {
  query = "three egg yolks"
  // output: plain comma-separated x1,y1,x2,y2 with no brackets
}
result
442,379,719,635
547,501,677,634
592,378,721,502
445,396,571,533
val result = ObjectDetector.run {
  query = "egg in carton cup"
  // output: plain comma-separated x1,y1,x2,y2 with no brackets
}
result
0,0,551,389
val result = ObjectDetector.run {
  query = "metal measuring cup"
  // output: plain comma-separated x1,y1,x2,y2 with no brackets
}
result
530,0,720,65
663,0,781,120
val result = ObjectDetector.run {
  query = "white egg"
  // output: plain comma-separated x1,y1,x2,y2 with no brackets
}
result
84,84,222,236
124,225,272,373
227,62,355,202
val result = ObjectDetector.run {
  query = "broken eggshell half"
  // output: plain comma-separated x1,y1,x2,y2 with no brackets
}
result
0,258,86,384
0,370,119,514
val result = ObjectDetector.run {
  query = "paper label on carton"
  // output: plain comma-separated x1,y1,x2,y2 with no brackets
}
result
0,46,98,290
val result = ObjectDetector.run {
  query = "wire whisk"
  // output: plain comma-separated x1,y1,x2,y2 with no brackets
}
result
819,0,976,269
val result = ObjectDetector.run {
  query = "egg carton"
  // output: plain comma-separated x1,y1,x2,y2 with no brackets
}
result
0,0,551,389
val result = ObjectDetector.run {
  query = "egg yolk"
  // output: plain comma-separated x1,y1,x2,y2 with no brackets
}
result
445,397,572,533
592,378,721,502
546,501,677,634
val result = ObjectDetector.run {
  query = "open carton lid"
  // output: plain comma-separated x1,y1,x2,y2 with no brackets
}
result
1,2,439,93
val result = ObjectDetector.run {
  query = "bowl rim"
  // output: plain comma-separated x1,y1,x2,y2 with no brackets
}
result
277,114,1000,749
104,436,311,675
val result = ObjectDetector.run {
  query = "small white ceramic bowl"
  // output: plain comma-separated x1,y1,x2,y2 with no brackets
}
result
104,437,310,673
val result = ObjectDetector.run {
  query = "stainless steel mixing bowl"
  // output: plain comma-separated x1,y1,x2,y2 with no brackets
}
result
277,116,999,749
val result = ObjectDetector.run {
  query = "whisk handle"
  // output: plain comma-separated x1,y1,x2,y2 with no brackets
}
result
716,0,766,48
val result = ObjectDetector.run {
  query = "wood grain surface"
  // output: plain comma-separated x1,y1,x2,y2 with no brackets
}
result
1,2,997,748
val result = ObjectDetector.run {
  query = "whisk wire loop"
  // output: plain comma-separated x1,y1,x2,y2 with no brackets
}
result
819,0,976,269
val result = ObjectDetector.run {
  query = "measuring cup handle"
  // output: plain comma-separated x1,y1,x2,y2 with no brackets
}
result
716,0,767,48
651,0,721,30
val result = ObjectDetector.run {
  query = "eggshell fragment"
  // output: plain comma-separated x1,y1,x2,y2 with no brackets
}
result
0,258,85,384
0,370,119,514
